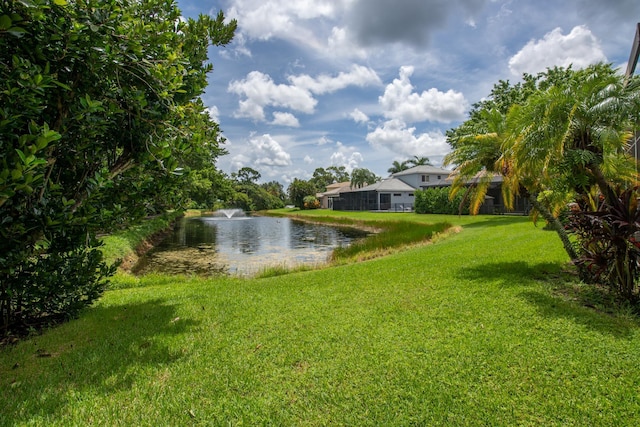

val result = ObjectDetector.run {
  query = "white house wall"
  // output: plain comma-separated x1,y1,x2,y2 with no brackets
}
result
390,192,415,207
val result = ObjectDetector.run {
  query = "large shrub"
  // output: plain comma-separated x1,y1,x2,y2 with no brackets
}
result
414,188,469,215
0,0,235,334
569,188,640,302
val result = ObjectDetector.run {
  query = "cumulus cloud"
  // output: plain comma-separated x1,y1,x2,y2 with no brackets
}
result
303,155,314,164
228,71,317,121
330,142,363,172
508,25,606,76
288,65,381,94
366,119,450,159
327,26,368,59
272,111,300,127
349,108,369,124
380,66,468,124
205,106,219,123
228,66,380,122
231,134,292,171
348,0,488,47
226,0,345,52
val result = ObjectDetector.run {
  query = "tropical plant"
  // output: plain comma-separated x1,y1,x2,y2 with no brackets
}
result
350,168,379,189
287,178,317,208
568,187,640,301
388,160,410,174
445,64,640,265
414,188,469,215
408,156,432,167
0,0,236,334
303,195,320,210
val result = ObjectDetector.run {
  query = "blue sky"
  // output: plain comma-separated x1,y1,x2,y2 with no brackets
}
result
177,0,639,185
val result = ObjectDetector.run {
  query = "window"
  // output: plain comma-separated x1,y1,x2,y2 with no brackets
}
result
393,193,401,197
437,175,441,180
409,193,414,197
421,175,429,182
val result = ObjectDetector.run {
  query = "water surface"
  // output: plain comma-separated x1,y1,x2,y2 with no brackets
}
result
134,216,365,276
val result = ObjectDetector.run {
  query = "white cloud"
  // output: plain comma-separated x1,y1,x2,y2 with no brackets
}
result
228,67,380,123
330,142,363,172
327,26,368,59
380,66,468,124
231,134,292,171
303,155,314,164
226,0,345,52
349,108,369,124
205,106,219,123
272,111,300,127
288,65,381,94
317,135,333,145
366,119,450,159
509,25,606,76
228,71,317,121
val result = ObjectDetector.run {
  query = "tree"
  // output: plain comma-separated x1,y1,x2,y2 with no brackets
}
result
0,0,236,333
310,167,335,192
232,167,261,185
261,181,286,203
310,166,350,191
408,156,432,167
326,166,350,182
445,64,640,276
350,168,379,189
388,160,410,174
287,178,317,209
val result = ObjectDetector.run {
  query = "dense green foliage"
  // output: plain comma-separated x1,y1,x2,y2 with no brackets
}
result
4,213,640,425
445,63,640,299
309,166,349,192
349,167,380,189
302,195,320,209
414,187,469,215
0,0,236,333
287,178,317,209
569,188,640,301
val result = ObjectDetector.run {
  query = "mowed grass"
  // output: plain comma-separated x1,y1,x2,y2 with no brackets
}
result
2,213,640,425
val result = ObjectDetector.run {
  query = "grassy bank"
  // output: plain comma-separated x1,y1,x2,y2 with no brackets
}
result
2,212,640,425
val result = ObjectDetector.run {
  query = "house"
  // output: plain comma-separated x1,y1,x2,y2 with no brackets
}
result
330,165,529,214
331,165,452,211
332,177,417,211
316,181,352,209
391,165,452,190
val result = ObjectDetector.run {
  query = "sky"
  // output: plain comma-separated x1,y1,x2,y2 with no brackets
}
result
177,0,639,185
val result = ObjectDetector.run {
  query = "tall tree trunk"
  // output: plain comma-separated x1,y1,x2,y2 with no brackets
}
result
527,193,579,261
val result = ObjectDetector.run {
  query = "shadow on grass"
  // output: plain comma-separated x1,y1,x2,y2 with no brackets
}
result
1,299,200,424
458,215,531,229
457,261,638,339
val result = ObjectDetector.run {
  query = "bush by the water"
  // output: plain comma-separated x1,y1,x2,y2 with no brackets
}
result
414,187,469,215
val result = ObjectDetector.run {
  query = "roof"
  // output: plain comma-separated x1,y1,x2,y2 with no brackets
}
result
341,177,416,193
391,165,452,177
317,181,352,198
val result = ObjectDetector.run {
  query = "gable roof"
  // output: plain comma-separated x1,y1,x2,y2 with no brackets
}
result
317,181,352,197
342,177,416,193
391,165,452,177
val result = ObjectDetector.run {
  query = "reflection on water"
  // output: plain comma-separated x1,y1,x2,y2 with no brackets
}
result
133,216,366,276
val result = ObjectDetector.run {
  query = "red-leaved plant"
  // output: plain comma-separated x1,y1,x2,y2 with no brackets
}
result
568,188,640,302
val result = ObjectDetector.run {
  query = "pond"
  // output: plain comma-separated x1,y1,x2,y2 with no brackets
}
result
133,214,367,277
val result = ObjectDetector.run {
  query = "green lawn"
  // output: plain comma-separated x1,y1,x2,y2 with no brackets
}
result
2,213,640,426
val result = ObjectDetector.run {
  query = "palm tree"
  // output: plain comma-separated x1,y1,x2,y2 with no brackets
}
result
350,168,379,189
408,156,432,167
388,160,410,174
444,108,506,215
504,63,639,208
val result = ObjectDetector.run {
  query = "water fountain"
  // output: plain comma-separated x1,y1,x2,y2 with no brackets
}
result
213,208,246,219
